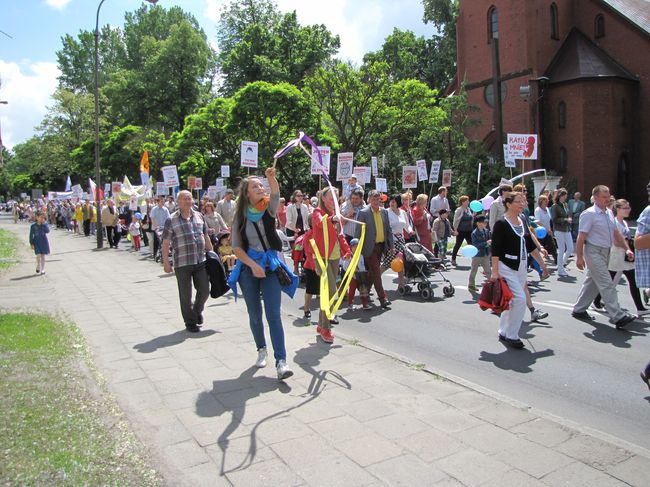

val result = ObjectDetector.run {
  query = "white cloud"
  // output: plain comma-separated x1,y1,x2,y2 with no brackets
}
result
0,60,60,150
45,0,72,10
203,0,225,24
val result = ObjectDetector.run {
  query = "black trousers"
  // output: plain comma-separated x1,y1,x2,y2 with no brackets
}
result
83,219,91,236
594,269,646,311
451,230,473,260
106,226,118,247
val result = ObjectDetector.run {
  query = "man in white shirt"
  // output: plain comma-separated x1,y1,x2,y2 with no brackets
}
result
489,184,513,231
216,189,236,228
429,186,450,220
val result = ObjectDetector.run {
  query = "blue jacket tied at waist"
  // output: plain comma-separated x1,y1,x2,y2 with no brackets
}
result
227,248,298,299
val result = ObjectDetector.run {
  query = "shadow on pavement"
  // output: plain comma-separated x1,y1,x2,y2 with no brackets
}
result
582,320,645,348
478,347,555,373
133,329,218,353
9,274,41,281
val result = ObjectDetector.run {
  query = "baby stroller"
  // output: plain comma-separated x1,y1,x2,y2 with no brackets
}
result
154,227,172,266
398,242,455,300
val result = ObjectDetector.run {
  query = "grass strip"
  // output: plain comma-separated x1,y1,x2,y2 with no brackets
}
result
0,312,161,486
0,228,19,270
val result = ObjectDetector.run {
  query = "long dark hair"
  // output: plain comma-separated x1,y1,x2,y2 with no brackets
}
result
233,176,261,240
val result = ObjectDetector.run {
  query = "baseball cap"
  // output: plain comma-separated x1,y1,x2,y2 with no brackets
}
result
350,238,359,246
225,188,234,194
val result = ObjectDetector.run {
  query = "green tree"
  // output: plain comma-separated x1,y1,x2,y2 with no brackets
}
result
421,0,459,91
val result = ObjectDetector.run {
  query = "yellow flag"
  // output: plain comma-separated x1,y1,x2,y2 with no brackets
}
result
139,150,150,175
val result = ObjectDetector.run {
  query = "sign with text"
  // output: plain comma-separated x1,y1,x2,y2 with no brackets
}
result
71,184,83,199
504,144,516,168
221,165,230,178
156,182,167,196
371,156,378,176
215,178,225,192
507,133,538,160
161,165,179,187
353,166,371,186
429,160,441,183
402,166,418,189
336,152,354,181
375,177,387,193
311,146,331,175
240,140,259,168
112,181,122,194
416,159,428,181
442,169,452,187
207,186,218,199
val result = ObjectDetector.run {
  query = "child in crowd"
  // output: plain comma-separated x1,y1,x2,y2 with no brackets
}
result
217,232,237,271
129,217,141,251
29,210,50,275
342,238,370,311
431,209,452,260
468,215,492,292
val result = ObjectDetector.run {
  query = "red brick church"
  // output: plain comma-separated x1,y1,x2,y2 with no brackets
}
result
453,0,650,211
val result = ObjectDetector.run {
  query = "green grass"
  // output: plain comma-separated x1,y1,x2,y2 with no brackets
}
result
0,228,19,270
0,313,161,486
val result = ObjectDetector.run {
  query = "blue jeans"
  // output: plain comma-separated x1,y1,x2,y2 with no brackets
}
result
238,265,286,364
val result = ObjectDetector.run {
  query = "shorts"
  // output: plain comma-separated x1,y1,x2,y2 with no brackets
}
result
304,268,320,295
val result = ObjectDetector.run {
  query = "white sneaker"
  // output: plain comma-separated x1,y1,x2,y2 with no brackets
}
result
637,309,650,317
531,309,548,322
255,348,267,368
276,360,293,380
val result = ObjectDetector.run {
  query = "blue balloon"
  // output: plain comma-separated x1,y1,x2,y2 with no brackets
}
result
469,200,483,212
461,245,478,258
134,211,143,220
535,226,547,239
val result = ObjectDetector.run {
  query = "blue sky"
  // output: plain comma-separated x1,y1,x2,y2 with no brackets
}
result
0,0,433,149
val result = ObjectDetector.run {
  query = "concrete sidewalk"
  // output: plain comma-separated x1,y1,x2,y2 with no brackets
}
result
2,217,649,486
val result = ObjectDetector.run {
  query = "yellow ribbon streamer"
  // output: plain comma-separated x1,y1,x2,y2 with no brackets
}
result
309,215,366,319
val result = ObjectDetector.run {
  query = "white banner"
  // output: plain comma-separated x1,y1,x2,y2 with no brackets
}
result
241,140,259,168
156,182,167,196
375,177,387,193
161,165,179,187
371,156,378,176
221,165,230,178
336,152,354,182
71,184,83,199
353,166,371,186
207,186,218,199
429,160,441,183
507,133,538,160
402,166,417,189
416,159,428,181
311,146,331,175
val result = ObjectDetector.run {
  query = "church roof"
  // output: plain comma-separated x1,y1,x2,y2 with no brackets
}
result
545,28,638,84
599,0,650,37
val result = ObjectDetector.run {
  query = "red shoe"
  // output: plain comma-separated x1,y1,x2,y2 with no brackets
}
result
318,326,334,343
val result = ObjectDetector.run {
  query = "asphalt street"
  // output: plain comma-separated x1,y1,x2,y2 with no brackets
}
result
281,255,650,451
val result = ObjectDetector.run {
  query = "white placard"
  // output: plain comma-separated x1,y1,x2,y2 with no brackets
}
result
161,165,179,187
104,183,110,195
336,152,354,182
194,177,203,190
402,166,418,189
129,195,138,210
442,169,452,187
429,160,441,183
221,165,230,178
371,156,378,176
47,191,56,200
504,144,516,168
241,141,259,168
71,184,83,199
353,167,371,186
416,159,428,181
507,133,538,160
375,177,387,193
140,172,149,186
156,182,167,196
112,181,122,194
215,178,225,192
311,146,331,175
207,186,218,199
82,192,90,201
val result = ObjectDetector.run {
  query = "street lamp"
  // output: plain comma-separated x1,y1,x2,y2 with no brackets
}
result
93,0,158,249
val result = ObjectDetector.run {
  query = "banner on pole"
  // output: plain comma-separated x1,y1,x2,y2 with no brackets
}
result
416,159,428,181
402,166,418,189
371,156,378,176
336,152,354,181
429,160,441,183
507,133,538,160
240,141,259,168
311,146,331,175
375,177,387,193
442,169,452,187
221,165,230,178
353,166,371,186
162,165,179,187
504,144,516,168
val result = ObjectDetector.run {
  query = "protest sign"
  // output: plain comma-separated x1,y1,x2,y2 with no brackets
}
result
429,160,441,183
161,165,179,187
375,177,387,193
215,178,225,192
402,166,417,188
129,195,138,210
194,177,202,190
336,152,354,181
241,141,259,168
416,159,428,181
71,184,83,199
104,183,110,195
353,167,371,185
188,176,196,190
507,133,538,160
221,165,230,178
311,146,331,175
371,156,378,176
207,186,218,199
156,182,167,196
442,169,453,187
504,144,516,168
112,181,122,194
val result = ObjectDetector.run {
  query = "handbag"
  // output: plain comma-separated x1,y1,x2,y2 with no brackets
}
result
252,221,292,286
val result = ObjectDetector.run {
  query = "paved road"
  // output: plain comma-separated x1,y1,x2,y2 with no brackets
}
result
281,256,650,450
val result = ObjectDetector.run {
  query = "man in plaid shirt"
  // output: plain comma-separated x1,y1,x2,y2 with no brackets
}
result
162,190,213,332
636,183,650,390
